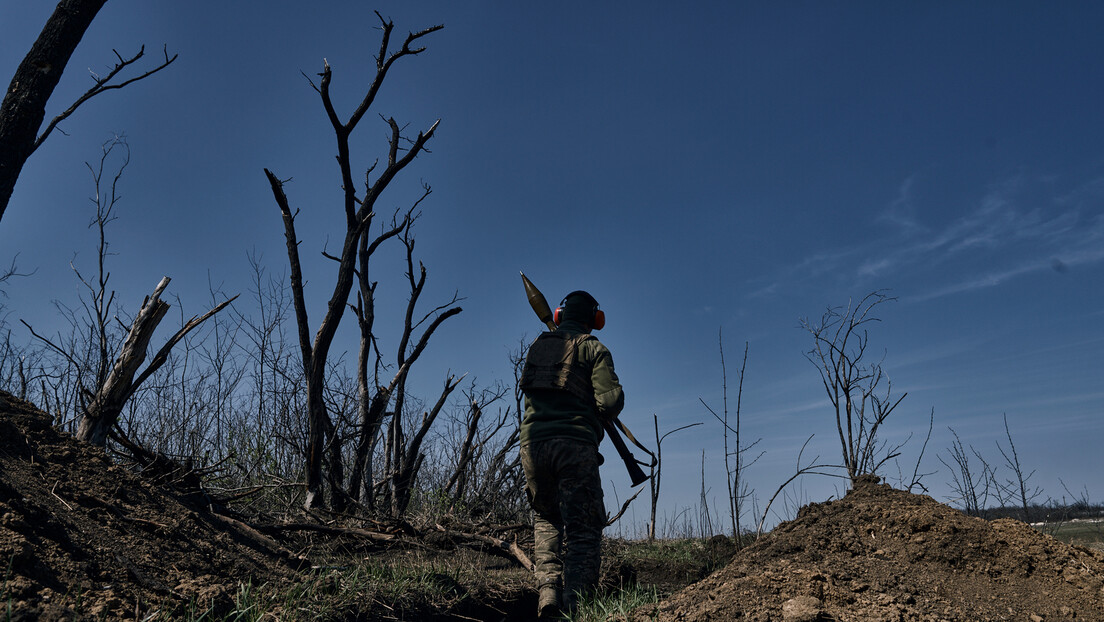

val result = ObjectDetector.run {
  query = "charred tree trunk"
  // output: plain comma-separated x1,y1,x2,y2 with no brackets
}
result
0,1,174,222
444,398,483,505
0,0,107,221
73,276,235,446
264,14,442,510
346,216,413,509
76,276,169,446
345,217,462,512
391,373,463,516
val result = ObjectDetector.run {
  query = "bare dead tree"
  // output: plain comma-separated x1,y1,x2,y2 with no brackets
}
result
263,14,443,510
383,226,463,517
115,279,248,481
0,0,176,222
343,215,462,514
648,415,702,541
108,297,238,488
344,208,424,509
802,291,908,485
26,277,235,446
700,333,762,542
938,427,997,516
19,137,131,423
996,413,1043,522
389,372,465,516
82,278,235,445
442,382,514,510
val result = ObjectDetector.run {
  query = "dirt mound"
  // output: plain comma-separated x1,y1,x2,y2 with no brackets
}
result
638,475,1104,621
0,391,299,620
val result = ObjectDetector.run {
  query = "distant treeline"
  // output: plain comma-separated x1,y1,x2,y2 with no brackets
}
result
968,501,1104,524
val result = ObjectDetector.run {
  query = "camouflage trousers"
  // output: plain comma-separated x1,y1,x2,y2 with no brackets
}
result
521,438,605,610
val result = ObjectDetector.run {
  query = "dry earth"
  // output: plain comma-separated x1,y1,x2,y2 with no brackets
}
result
0,391,302,619
635,475,1104,621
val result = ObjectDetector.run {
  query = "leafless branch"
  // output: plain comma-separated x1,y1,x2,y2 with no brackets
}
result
648,415,702,541
757,435,842,536
996,413,1043,522
33,45,177,153
606,486,645,527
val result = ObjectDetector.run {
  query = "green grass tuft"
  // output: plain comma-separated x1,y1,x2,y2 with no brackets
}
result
576,584,660,621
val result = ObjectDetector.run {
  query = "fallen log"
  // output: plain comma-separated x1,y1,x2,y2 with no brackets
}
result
434,524,534,571
253,521,398,543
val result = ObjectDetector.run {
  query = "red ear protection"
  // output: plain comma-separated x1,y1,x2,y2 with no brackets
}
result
591,309,605,330
553,293,605,330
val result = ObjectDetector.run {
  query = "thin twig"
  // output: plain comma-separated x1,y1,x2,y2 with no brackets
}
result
50,482,73,510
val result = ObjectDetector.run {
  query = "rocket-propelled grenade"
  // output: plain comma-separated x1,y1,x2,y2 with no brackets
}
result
521,272,557,331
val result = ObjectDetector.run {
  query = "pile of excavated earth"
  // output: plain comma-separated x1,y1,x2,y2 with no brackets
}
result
0,391,302,619
3,389,1104,620
636,475,1104,621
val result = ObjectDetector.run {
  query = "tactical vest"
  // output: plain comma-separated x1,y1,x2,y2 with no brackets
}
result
520,332,594,402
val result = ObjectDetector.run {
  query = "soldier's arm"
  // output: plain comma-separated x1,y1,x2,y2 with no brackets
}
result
592,346,624,420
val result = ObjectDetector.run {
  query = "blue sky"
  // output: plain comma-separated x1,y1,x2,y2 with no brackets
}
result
2,2,1102,532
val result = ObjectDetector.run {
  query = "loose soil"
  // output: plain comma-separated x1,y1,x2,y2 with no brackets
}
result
636,475,1104,621
0,391,303,619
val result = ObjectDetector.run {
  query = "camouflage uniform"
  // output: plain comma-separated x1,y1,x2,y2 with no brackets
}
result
520,301,624,617
521,439,605,611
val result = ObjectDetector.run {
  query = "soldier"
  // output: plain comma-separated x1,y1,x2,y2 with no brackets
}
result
519,290,625,618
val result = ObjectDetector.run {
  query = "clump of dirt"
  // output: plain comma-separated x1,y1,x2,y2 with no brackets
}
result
0,391,300,619
637,475,1104,621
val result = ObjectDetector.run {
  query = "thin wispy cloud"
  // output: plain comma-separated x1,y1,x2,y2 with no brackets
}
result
877,175,922,233
746,245,865,299
857,257,894,278
910,258,1045,301
762,170,1104,302
912,210,1104,301
754,398,829,419
887,336,988,370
